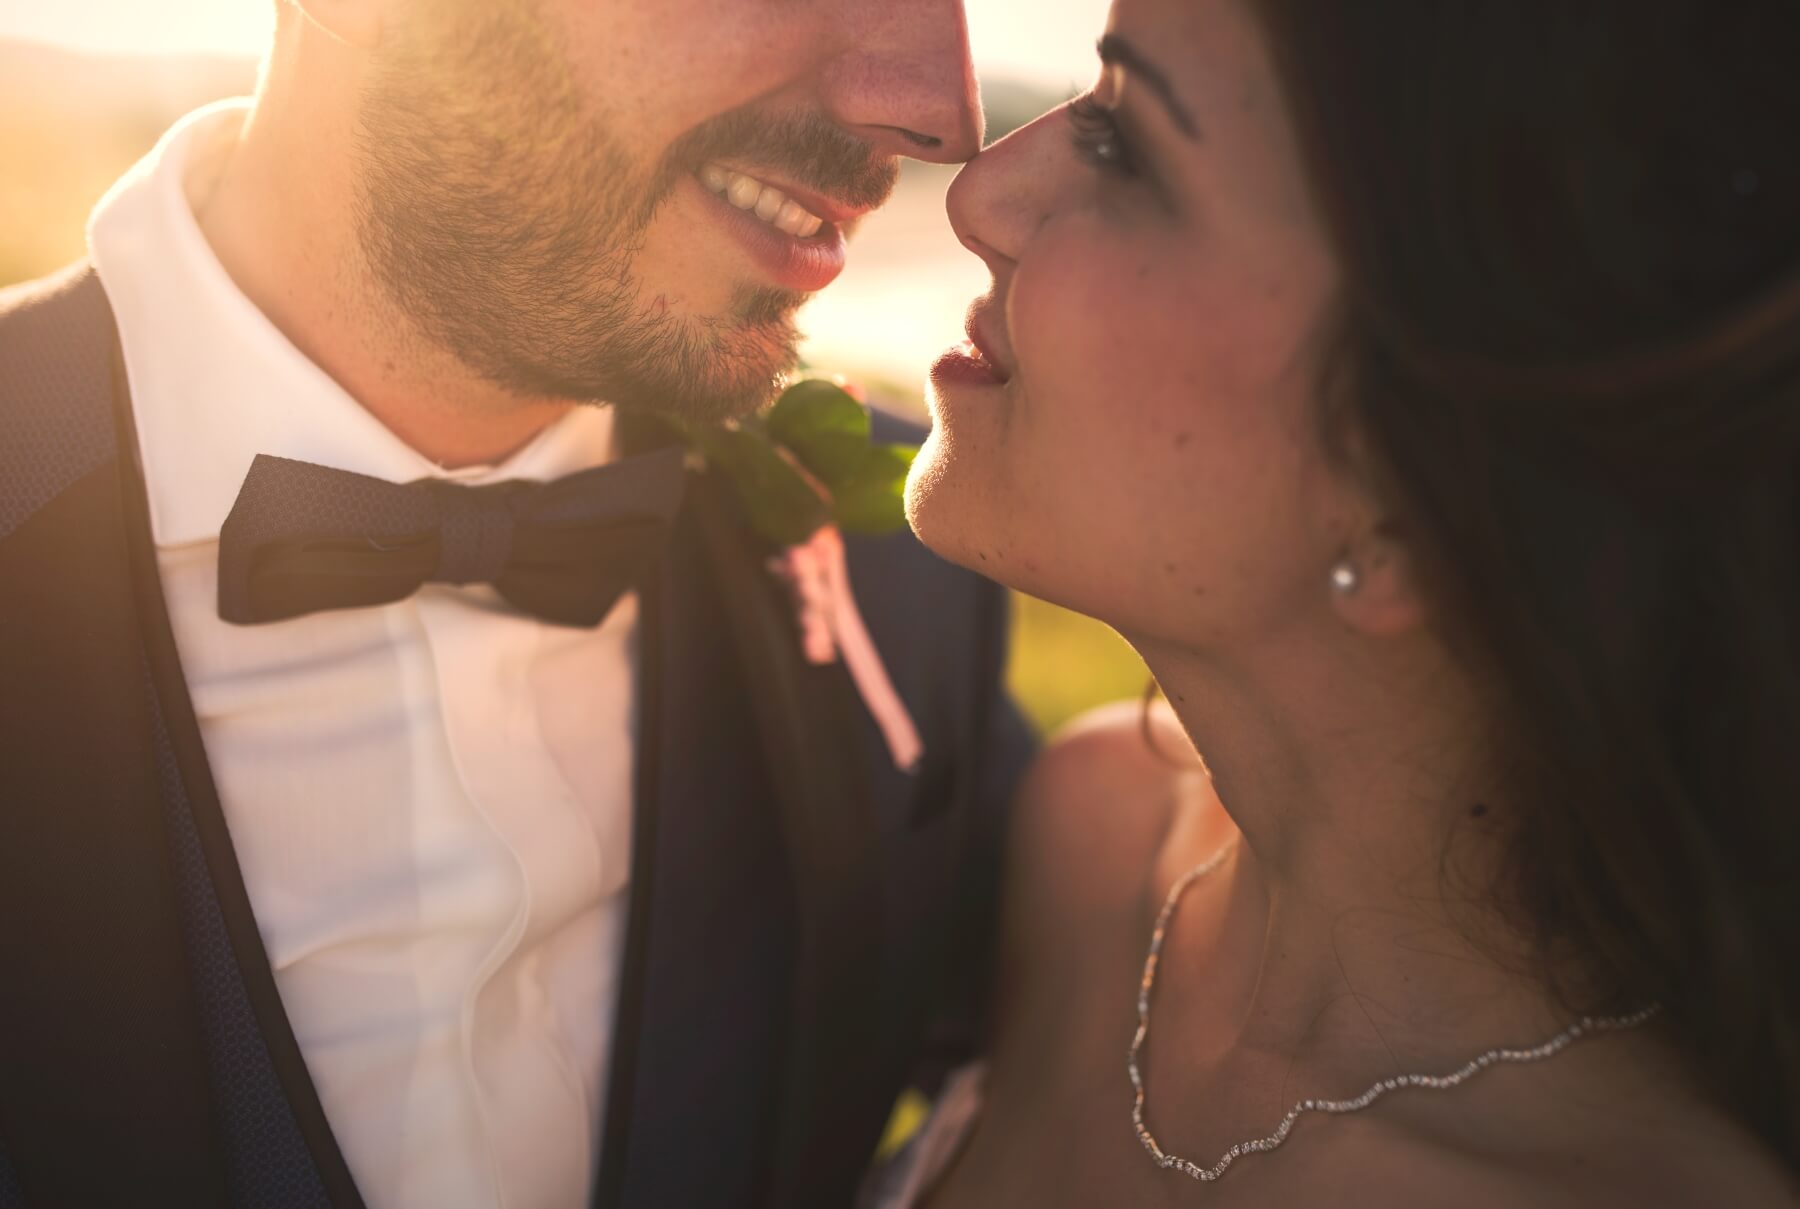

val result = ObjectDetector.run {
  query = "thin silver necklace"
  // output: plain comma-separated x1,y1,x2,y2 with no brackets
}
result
1129,844,1662,1183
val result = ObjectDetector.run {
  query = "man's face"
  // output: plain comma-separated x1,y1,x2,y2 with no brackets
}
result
356,0,980,423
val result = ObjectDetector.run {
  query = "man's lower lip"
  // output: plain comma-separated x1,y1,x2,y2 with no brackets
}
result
690,176,847,293
931,346,1009,389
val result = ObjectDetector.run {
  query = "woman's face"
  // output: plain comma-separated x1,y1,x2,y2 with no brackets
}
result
908,0,1352,653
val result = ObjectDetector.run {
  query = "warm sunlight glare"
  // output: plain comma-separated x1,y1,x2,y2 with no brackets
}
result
0,0,1113,386
0,0,1111,84
0,0,274,58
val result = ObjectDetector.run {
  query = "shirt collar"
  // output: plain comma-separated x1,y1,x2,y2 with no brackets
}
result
88,98,618,550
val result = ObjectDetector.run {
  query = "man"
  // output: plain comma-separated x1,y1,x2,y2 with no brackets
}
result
0,1,1031,1206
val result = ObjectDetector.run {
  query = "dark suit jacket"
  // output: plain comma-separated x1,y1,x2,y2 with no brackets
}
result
0,264,1033,1209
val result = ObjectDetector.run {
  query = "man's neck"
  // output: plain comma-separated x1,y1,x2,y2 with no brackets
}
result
195,88,576,469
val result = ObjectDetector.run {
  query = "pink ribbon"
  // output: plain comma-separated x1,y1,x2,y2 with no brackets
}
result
769,525,925,773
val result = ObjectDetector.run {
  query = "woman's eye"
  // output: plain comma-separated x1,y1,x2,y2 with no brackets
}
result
1068,94,1138,176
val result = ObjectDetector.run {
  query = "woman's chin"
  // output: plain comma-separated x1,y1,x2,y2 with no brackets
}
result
904,427,998,579
902,429,957,553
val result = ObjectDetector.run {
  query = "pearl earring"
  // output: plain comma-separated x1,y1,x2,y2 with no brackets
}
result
1330,560,1361,596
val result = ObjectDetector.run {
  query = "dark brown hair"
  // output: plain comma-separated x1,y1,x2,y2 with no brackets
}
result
1250,0,1800,1167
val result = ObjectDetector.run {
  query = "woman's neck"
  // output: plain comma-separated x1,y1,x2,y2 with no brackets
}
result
1134,626,1564,1085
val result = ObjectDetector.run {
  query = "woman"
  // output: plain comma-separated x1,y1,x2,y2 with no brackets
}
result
880,0,1800,1204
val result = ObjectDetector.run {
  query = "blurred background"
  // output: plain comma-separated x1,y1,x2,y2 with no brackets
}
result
0,0,1148,735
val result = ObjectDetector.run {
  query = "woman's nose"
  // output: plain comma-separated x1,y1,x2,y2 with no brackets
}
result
947,106,1073,272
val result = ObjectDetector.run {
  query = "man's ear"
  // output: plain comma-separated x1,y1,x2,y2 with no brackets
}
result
289,0,384,49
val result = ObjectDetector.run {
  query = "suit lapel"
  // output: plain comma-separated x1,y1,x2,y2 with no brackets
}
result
0,264,361,1206
111,356,369,1208
0,455,232,1207
688,480,895,1209
596,471,801,1208
596,423,892,1207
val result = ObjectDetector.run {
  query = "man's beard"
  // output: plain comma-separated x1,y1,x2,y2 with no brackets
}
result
353,3,898,424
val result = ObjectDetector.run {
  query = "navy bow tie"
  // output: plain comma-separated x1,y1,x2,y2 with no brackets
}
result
217,448,688,627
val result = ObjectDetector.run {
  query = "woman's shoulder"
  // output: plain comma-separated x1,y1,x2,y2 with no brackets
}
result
1352,1126,1792,1209
1000,699,1235,975
1279,1069,1800,1209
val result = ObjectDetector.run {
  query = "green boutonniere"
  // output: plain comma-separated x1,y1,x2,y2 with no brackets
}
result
674,376,927,771
678,378,918,548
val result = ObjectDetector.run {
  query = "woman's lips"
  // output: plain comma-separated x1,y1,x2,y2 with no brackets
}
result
689,175,848,293
931,340,1009,389
935,309,1013,388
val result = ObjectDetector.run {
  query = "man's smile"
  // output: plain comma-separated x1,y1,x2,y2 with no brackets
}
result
685,161,869,294
699,163,827,237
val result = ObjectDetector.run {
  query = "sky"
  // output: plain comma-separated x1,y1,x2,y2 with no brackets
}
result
0,0,1112,87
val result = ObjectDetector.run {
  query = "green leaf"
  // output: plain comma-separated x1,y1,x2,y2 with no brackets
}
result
695,425,830,547
832,442,917,536
765,379,871,488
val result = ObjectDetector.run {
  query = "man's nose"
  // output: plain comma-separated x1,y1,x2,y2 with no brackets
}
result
820,0,984,165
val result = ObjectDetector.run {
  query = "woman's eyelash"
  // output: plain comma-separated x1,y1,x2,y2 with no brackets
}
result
1068,94,1137,176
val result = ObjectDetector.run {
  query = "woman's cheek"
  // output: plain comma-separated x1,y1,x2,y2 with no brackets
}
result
1002,306,1298,634
1015,259,1204,480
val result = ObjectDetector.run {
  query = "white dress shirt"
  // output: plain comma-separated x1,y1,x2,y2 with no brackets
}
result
90,99,636,1209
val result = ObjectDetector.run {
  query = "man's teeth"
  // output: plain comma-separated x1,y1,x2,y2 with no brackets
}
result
699,163,826,238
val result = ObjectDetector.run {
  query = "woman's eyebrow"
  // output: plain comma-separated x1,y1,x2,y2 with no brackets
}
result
1097,34,1202,140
